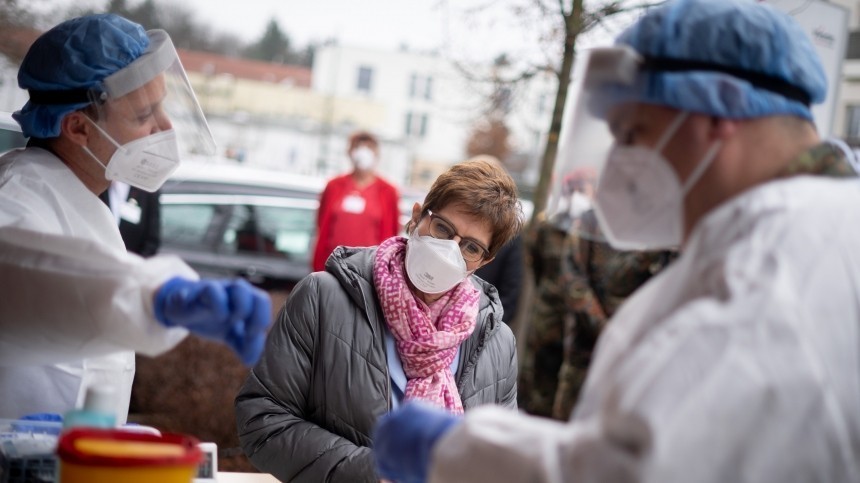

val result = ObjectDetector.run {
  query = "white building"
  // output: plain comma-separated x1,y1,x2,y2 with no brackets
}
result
312,44,475,187
833,0,860,145
311,43,557,189
772,0,855,141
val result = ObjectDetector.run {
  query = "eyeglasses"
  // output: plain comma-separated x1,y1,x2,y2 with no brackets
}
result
424,210,490,263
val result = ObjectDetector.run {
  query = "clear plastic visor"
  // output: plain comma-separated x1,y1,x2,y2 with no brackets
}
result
87,29,215,157
547,46,644,243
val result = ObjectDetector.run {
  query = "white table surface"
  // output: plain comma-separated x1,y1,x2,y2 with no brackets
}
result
216,472,280,482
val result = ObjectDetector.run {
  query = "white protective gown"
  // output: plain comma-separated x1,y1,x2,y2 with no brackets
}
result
430,175,860,482
0,147,195,423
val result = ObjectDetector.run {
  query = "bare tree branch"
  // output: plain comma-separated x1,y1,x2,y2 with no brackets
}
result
463,0,500,16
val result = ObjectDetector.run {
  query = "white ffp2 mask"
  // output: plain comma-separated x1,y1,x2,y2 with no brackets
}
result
569,191,593,219
405,233,470,294
594,112,721,250
83,117,181,193
351,146,377,171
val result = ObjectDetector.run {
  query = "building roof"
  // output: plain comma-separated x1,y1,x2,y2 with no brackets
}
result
0,25,311,87
177,49,312,87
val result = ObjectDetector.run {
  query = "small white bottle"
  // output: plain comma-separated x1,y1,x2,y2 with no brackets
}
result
62,385,117,429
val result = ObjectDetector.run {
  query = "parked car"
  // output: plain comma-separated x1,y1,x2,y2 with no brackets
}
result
0,112,26,151
0,112,433,291
159,161,326,290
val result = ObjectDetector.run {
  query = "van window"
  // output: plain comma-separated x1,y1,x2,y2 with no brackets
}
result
222,204,314,262
0,126,26,152
258,205,314,260
162,204,217,247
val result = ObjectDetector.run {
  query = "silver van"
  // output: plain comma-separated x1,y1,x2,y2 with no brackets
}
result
159,161,325,289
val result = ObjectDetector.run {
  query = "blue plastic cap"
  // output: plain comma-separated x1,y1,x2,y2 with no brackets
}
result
600,0,827,121
13,14,150,138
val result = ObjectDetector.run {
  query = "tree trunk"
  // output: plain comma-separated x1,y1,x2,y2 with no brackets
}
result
512,0,583,358
530,0,582,226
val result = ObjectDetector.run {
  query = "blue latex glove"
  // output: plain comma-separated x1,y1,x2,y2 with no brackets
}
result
154,277,272,366
19,413,63,422
14,413,63,434
373,402,462,483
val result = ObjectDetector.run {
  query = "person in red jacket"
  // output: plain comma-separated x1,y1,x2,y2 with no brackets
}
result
313,131,400,272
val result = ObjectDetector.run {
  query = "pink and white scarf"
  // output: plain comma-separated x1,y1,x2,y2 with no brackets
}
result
373,236,480,414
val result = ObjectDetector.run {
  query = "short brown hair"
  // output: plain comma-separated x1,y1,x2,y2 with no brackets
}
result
416,157,524,258
347,130,378,152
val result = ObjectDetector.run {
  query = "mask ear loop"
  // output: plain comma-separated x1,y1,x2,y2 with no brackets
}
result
653,111,722,194
654,111,689,152
80,145,109,172
83,114,123,150
681,140,723,195
80,114,124,172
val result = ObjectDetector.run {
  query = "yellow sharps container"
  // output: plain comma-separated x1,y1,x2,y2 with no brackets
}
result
57,428,202,483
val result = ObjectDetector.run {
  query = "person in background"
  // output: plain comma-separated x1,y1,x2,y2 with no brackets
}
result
100,180,161,256
470,155,524,325
371,0,860,481
312,131,399,272
549,168,597,233
519,168,599,418
0,14,271,424
235,158,522,482
474,233,523,325
552,207,675,420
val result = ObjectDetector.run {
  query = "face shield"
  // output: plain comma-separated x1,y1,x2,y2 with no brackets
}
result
86,30,215,156
45,29,217,191
548,46,642,243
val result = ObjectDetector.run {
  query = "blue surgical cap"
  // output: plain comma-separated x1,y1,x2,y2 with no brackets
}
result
13,14,150,139
603,0,827,121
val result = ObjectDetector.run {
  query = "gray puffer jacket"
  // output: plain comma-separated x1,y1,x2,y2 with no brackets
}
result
235,245,518,482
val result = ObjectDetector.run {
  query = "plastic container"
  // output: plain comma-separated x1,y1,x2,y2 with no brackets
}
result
0,418,62,483
57,428,202,483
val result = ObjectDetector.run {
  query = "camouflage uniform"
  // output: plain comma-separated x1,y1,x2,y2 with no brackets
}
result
777,141,856,179
519,218,570,417
552,211,675,419
520,216,605,418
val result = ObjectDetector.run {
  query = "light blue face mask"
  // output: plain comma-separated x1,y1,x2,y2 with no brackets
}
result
594,111,723,250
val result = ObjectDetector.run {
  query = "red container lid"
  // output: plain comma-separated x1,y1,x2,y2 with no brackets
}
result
57,428,203,468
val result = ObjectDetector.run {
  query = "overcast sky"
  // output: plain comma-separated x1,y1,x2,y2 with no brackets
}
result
31,0,630,67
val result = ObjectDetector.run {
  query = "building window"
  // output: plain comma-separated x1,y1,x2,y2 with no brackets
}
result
357,66,374,93
405,111,428,138
424,77,433,100
409,74,433,100
846,105,860,141
536,93,550,116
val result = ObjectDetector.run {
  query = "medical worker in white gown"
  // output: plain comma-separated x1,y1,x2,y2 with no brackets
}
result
0,14,271,423
371,0,860,482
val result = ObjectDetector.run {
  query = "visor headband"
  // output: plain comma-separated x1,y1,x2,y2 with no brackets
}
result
102,29,174,98
27,88,107,105
642,56,811,107
25,29,174,106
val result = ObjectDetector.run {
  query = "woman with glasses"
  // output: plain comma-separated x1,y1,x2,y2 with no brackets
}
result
235,157,524,482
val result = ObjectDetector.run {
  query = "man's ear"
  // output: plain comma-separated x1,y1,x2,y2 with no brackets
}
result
60,111,93,147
